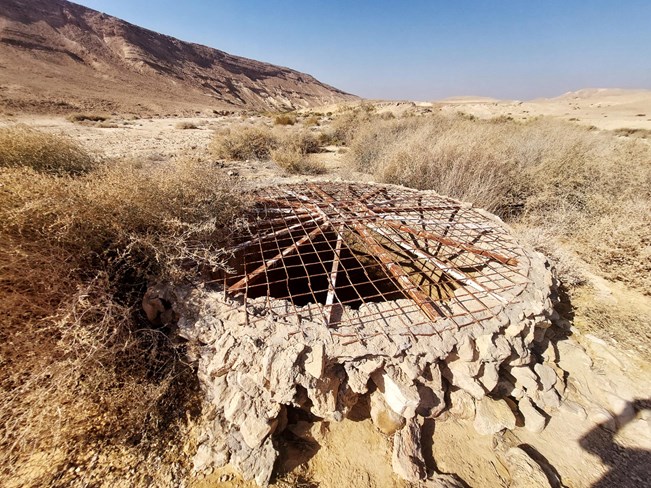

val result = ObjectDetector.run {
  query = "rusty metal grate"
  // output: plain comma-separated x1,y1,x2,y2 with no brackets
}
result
222,182,531,339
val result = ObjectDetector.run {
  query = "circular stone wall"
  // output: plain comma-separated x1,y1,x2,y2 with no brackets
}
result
170,183,561,485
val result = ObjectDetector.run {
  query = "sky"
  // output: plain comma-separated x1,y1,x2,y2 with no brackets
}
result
74,0,651,101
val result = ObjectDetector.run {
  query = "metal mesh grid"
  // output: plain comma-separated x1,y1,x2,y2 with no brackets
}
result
223,182,531,337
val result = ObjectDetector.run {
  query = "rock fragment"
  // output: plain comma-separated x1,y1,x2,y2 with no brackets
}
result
392,419,426,482
474,397,516,435
370,389,405,435
501,447,552,488
519,397,547,433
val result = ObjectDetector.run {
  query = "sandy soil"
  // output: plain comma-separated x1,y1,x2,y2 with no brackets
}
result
437,88,651,131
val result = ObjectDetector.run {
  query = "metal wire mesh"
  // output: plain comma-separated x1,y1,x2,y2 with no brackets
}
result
223,182,531,338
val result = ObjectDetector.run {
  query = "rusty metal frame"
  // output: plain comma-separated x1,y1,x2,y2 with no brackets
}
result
222,182,530,340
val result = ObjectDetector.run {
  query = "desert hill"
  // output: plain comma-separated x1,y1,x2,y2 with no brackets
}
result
0,0,357,114
430,88,651,130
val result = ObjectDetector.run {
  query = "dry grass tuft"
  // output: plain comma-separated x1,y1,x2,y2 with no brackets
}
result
341,113,651,293
274,113,297,126
345,115,518,212
613,127,651,138
210,125,322,165
67,113,108,123
176,121,199,130
0,150,246,486
270,130,324,175
304,115,321,127
0,125,96,175
210,125,277,160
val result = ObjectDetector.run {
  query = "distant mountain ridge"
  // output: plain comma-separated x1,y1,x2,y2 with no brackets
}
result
0,0,357,114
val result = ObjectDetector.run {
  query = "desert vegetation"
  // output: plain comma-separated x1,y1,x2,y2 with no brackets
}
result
0,125,96,175
175,121,199,130
273,113,297,126
67,113,108,123
335,109,651,293
210,124,323,174
0,127,244,486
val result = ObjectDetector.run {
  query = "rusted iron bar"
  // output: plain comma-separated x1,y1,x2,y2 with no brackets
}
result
368,223,507,304
324,226,344,326
228,225,325,294
307,184,444,325
232,215,323,252
351,223,444,323
369,204,461,213
381,220,517,266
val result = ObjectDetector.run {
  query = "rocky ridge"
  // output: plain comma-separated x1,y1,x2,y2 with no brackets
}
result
0,0,357,114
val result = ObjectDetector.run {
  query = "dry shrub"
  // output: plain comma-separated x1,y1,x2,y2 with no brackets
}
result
176,121,199,130
67,113,108,123
274,113,296,126
210,125,277,160
0,125,96,175
271,130,323,174
0,155,245,486
346,115,517,212
613,127,651,138
281,129,320,155
270,147,325,175
210,125,321,163
344,113,651,293
304,115,320,127
327,104,378,145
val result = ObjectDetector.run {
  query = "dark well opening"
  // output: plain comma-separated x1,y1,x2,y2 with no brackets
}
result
228,229,408,308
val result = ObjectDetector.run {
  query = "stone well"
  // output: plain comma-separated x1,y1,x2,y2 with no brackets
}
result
155,182,562,485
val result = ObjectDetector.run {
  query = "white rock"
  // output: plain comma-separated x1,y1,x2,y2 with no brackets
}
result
474,397,516,435
240,415,275,449
372,370,420,419
540,389,561,410
370,389,405,435
519,397,547,433
444,360,485,399
510,366,539,392
478,362,500,392
304,343,324,378
559,399,587,419
456,335,476,362
556,340,592,372
534,363,557,392
448,389,476,420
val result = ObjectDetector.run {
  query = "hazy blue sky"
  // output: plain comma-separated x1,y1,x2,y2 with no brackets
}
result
75,0,651,100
